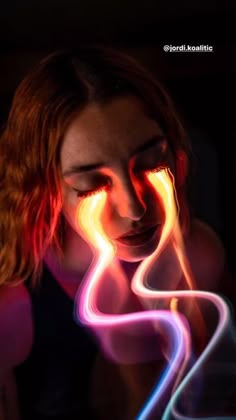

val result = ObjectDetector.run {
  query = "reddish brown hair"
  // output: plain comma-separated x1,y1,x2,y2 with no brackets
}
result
0,46,191,286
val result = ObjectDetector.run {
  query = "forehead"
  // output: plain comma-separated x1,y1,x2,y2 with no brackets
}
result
61,95,164,168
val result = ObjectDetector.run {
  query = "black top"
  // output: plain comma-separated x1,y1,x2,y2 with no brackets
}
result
13,263,170,420
14,264,99,420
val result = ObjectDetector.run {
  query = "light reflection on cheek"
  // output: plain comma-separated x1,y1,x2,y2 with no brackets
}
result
74,167,174,249
73,167,173,247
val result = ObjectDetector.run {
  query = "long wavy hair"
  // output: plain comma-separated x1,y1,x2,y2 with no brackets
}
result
0,46,191,286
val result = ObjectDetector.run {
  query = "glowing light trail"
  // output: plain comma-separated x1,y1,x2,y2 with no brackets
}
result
75,168,189,415
75,168,236,419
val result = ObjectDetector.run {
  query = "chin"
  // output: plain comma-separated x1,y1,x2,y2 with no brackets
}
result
115,240,159,262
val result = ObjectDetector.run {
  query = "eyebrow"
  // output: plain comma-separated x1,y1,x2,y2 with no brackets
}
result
62,162,104,177
62,135,166,177
131,134,166,156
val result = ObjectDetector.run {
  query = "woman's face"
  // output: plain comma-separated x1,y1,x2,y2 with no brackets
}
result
60,95,175,261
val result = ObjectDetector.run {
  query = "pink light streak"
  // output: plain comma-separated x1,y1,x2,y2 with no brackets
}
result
74,168,236,419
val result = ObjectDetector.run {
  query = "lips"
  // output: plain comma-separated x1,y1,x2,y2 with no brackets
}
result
116,224,160,247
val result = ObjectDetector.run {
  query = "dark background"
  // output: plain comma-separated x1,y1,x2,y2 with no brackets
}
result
0,0,236,274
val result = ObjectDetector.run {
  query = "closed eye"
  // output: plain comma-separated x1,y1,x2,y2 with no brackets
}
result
73,184,108,198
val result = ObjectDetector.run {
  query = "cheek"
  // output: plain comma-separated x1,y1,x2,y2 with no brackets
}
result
62,193,82,234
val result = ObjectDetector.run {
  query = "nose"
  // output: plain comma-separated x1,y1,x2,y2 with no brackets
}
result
114,176,146,221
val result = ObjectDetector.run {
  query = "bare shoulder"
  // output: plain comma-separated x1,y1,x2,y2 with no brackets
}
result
184,219,226,291
0,282,33,375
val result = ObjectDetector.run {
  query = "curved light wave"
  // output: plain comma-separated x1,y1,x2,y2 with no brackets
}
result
75,168,236,419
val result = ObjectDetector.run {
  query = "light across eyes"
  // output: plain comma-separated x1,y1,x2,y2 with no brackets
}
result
134,151,168,174
145,165,167,174
73,164,168,200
